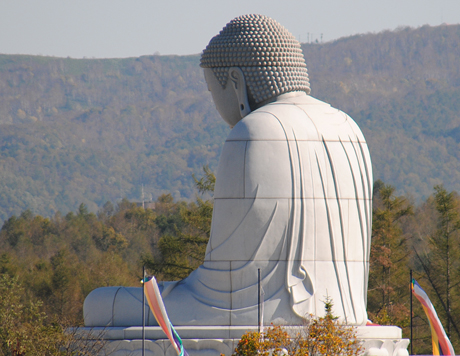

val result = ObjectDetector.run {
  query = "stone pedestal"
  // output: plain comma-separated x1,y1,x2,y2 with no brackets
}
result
76,325,409,356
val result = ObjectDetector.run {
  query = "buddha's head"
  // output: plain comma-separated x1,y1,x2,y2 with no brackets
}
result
201,14,311,127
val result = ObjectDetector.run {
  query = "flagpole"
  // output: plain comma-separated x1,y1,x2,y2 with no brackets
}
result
258,268,261,334
410,269,413,355
143,265,146,356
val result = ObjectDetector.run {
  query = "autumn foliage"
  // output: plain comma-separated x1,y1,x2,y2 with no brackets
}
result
233,300,361,356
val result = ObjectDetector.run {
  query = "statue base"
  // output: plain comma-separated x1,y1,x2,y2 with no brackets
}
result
75,325,409,356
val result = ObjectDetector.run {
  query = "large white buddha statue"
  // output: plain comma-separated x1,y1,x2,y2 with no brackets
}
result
84,14,373,328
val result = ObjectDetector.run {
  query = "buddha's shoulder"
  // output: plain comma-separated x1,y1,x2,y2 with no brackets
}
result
227,94,366,143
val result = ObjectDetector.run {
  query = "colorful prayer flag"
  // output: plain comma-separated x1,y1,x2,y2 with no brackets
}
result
411,278,455,355
142,276,188,356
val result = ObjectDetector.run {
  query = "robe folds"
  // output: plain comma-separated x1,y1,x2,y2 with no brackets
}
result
83,92,372,327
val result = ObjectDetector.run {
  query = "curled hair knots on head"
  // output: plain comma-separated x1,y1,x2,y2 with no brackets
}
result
201,14,311,104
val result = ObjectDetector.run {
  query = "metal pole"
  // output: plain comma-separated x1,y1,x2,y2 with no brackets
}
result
142,265,146,356
410,269,413,356
258,268,261,334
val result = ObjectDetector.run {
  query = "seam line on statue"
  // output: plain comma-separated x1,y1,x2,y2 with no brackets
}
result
214,197,373,200
226,138,366,143
205,259,370,262
112,287,121,327
243,141,247,198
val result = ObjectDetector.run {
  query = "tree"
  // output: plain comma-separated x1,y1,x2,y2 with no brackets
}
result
48,249,83,323
431,186,460,338
417,186,460,342
193,165,216,196
142,167,215,280
0,273,109,356
233,299,361,356
368,181,413,326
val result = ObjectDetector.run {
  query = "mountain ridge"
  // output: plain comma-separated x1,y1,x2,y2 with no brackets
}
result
1,23,460,220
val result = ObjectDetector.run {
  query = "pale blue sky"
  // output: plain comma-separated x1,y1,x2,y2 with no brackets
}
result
1,0,459,58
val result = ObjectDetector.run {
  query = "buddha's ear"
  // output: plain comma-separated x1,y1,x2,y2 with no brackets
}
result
229,67,251,119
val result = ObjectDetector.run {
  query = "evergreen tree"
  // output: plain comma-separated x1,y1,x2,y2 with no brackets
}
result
141,167,215,280
418,186,460,343
368,180,413,326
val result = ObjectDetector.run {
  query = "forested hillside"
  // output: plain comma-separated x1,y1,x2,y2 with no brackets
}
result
304,24,460,199
1,23,460,220
2,177,460,354
0,54,227,220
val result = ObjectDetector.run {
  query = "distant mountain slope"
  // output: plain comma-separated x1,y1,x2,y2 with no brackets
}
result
0,55,228,220
302,24,460,198
1,23,459,220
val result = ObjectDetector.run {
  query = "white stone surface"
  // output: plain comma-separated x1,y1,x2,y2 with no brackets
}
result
84,13,373,329
169,92,372,326
76,325,408,356
76,12,406,355
84,92,373,328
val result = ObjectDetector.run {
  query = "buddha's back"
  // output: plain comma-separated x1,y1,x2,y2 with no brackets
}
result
83,14,373,329
199,92,372,325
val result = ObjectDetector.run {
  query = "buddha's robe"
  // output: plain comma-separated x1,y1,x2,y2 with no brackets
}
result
83,92,372,327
